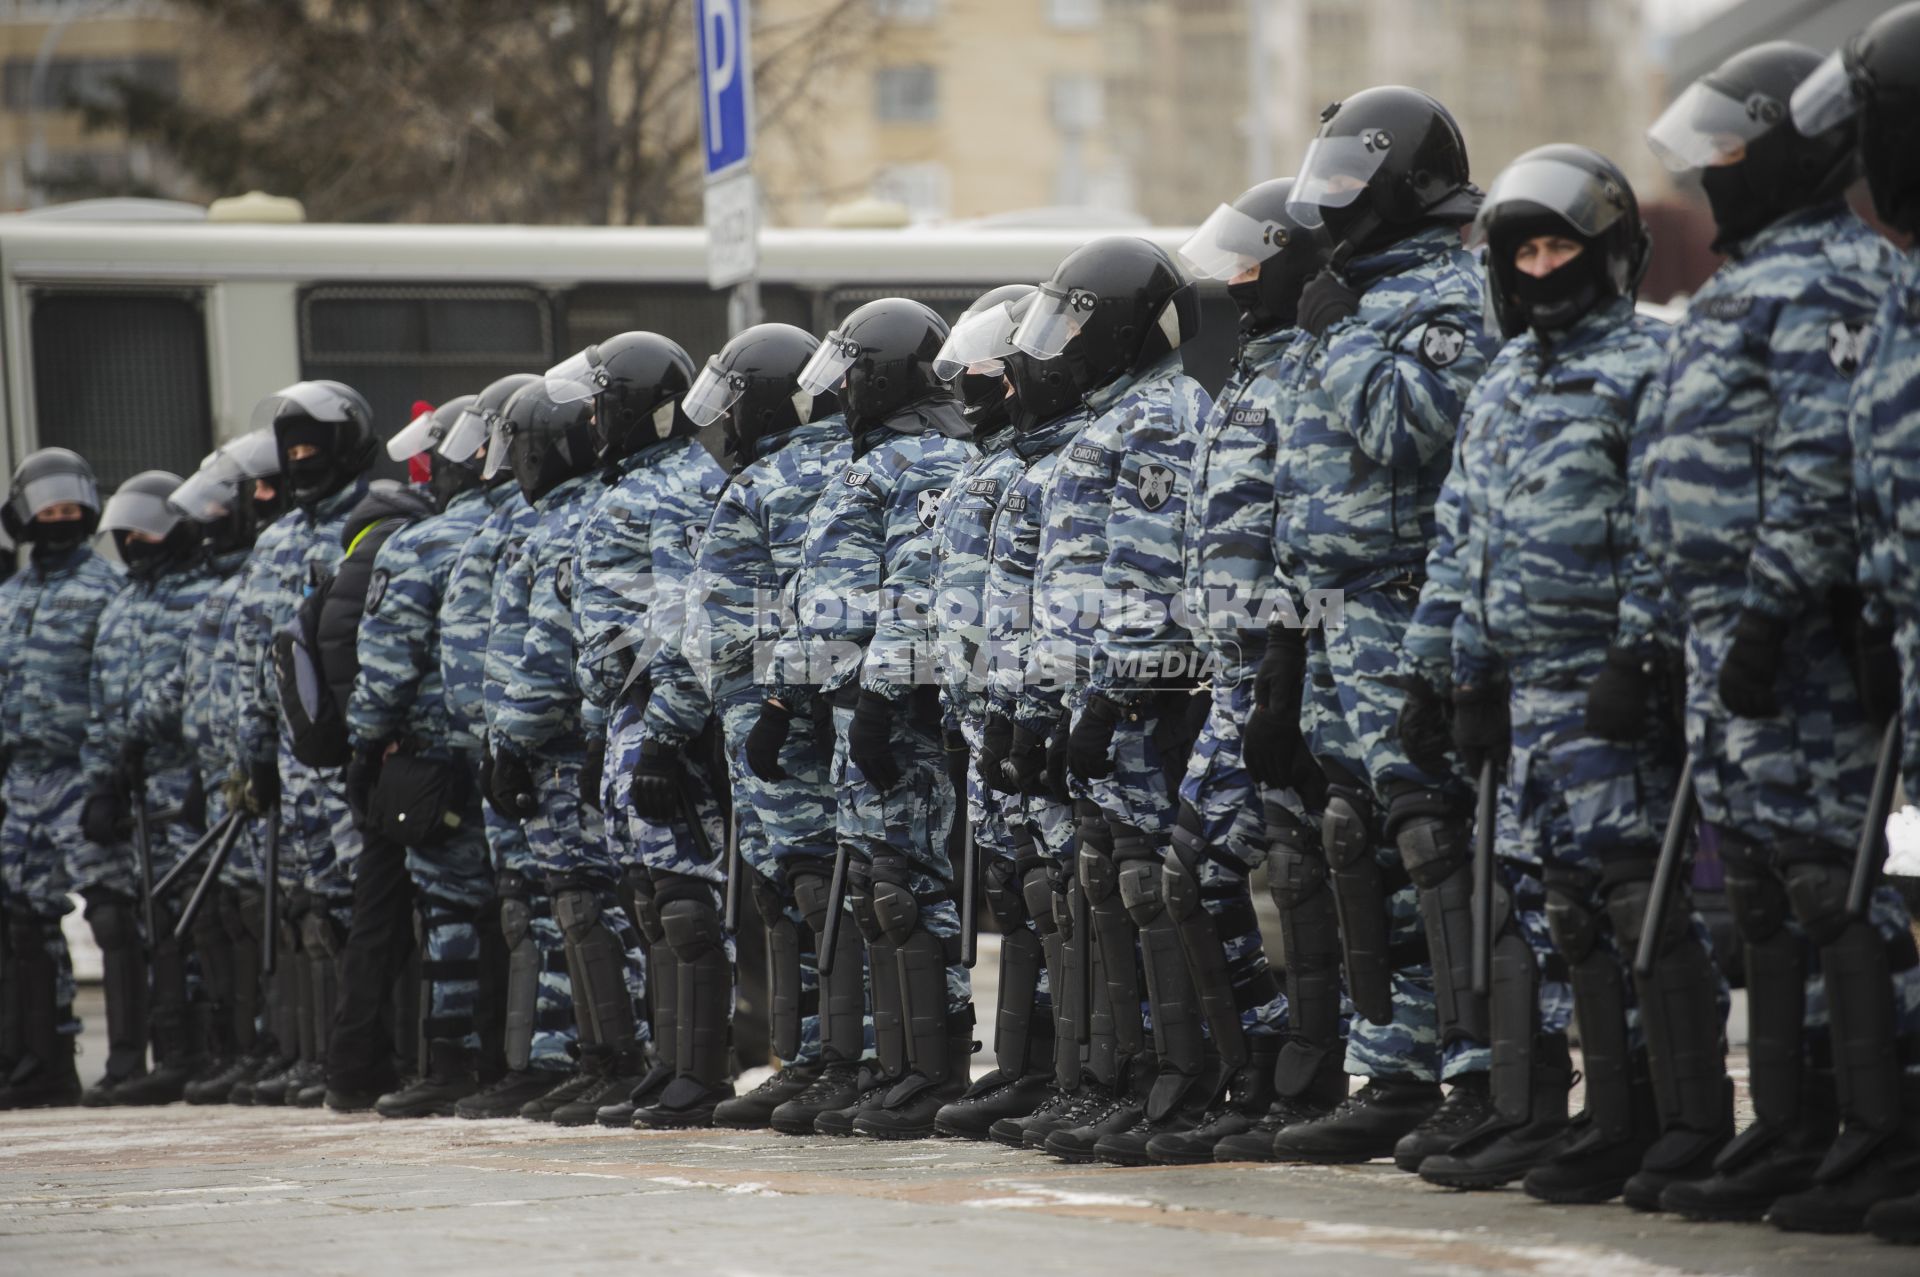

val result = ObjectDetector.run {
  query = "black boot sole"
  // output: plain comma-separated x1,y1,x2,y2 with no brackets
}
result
1523,1181,1626,1205
1420,1166,1524,1190
853,1124,937,1140
633,1111,720,1130
1666,1201,1771,1223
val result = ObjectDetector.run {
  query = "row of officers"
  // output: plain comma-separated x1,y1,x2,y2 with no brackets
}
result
4,10,1920,1246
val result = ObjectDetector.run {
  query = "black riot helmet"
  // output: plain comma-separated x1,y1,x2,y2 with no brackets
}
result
489,381,597,503
1179,177,1331,334
1471,144,1652,339
1792,2,1920,237
934,284,1032,434
1011,237,1200,399
683,323,837,466
1648,41,1856,253
102,469,197,580
1288,87,1480,256
796,297,954,432
387,395,481,509
168,446,254,555
545,332,698,464
260,380,377,511
436,372,540,486
8,447,100,553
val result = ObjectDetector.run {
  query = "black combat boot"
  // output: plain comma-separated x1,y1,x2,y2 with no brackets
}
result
936,1068,1054,1140
110,1006,203,1107
455,1068,570,1120
1270,1077,1442,1163
1393,1072,1500,1172
1522,1060,1661,1204
853,1021,978,1140
714,1063,821,1130
0,920,81,1111
1662,1077,1834,1222
1866,1189,1920,1245
1420,1036,1574,1189
597,1057,672,1128
769,1059,867,1136
376,1040,479,1118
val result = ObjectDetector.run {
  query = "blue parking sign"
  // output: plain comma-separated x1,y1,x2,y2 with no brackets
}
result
696,0,753,179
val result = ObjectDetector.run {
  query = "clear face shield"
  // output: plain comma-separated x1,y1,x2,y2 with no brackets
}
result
1466,156,1632,250
100,487,182,539
1010,285,1097,360
481,413,515,481
933,301,1021,381
1647,78,1789,173
167,455,244,523
249,380,360,432
544,348,605,406
1790,49,1861,137
11,470,99,524
796,331,860,397
438,404,495,470
1286,133,1394,228
385,404,443,462
681,357,747,428
1178,203,1293,280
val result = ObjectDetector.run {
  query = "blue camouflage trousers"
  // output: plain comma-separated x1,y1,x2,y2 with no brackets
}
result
833,699,968,1015
141,761,203,881
954,700,1050,1020
1176,680,1289,1041
405,764,495,1055
2,758,85,1031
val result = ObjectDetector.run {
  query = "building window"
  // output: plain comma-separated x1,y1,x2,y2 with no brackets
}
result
2,56,179,111
872,0,940,21
1050,73,1104,132
873,64,938,124
1047,0,1101,29
872,162,951,222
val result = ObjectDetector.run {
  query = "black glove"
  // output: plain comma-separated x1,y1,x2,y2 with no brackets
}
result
245,758,281,814
630,738,683,823
1718,609,1788,719
942,727,970,796
1394,675,1455,779
581,736,605,809
79,785,125,845
1297,268,1363,338
180,770,207,829
847,691,901,792
1849,620,1901,730
978,714,1015,794
486,748,540,820
345,743,383,825
1244,629,1309,787
1004,721,1048,795
1451,681,1511,774
745,701,793,782
1045,708,1074,801
114,738,149,800
1067,693,1125,780
1584,646,1654,742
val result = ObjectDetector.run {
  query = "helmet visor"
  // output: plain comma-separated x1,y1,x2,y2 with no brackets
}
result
1178,203,1294,280
544,349,603,406
167,462,242,523
438,406,493,465
1287,134,1394,228
1010,285,1096,360
224,428,281,479
386,405,443,461
933,302,1020,381
796,331,859,397
682,358,745,427
14,471,99,522
481,414,514,480
250,380,360,431
1647,79,1788,173
1791,49,1860,137
1468,157,1633,249
101,487,180,538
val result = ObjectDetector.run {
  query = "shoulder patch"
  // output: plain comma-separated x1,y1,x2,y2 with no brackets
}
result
916,487,945,529
555,557,574,606
1827,319,1871,377
1692,295,1752,321
364,568,389,615
844,470,870,488
1070,444,1104,464
1228,406,1269,427
1136,463,1176,512
966,477,1000,497
1002,493,1028,513
684,522,704,557
1418,323,1468,369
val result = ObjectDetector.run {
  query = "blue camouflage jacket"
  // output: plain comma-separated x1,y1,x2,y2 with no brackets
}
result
168,550,250,778
125,558,227,776
349,485,493,750
684,416,851,704
571,442,680,730
985,410,1087,724
1273,225,1498,593
492,472,603,756
1406,297,1671,689
620,440,730,746
930,422,1024,722
790,399,976,702
440,483,532,760
1638,204,1893,630
0,544,121,763
1848,246,1920,622
84,580,146,787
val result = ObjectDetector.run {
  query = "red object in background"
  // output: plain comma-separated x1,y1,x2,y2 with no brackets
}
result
407,400,434,483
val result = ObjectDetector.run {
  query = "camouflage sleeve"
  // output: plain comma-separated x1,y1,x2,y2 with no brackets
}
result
347,532,435,748
798,471,884,678
483,541,536,748
231,554,283,769
574,480,654,714
1319,290,1491,469
693,478,775,688
862,457,950,701
82,593,128,785
639,476,717,744
1407,433,1477,691
126,575,209,749
1740,291,1878,620
499,532,581,752
1614,367,1682,655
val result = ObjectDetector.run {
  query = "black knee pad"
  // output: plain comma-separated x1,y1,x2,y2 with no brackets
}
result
1266,806,1328,911
1544,864,1605,964
551,886,603,945
1163,821,1206,923
624,866,663,944
1386,785,1471,887
746,869,786,928
661,892,725,963
1075,800,1112,855
870,855,920,946
846,857,883,944
1114,831,1165,930
984,855,1028,933
1780,844,1854,949
1019,858,1061,937
1719,833,1790,944
84,891,139,951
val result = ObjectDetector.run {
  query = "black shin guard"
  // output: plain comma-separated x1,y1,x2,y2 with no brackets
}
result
1080,819,1145,1059
749,873,802,1063
1487,880,1540,1126
850,859,906,1079
1266,798,1343,1089
984,854,1046,1076
873,855,960,1085
1165,810,1252,1068
496,875,541,1073
1545,865,1635,1141
1720,839,1809,1167
552,883,637,1050
659,875,731,1090
1388,784,1485,1050
85,892,148,1080
1320,773,1395,1025
793,869,862,1065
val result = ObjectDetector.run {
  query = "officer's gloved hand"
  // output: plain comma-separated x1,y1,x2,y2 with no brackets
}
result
1297,268,1363,338
486,748,540,820
1046,708,1074,801
580,735,605,809
1392,675,1454,779
1067,693,1125,780
79,785,125,845
1718,609,1788,719
978,713,1015,793
1849,619,1901,730
1004,721,1048,795
1244,628,1310,787
942,726,970,795
181,770,207,829
847,691,901,792
114,738,149,799
245,759,281,815
345,743,384,824
1585,646,1654,741
745,701,793,782
630,738,683,823
1451,681,1511,775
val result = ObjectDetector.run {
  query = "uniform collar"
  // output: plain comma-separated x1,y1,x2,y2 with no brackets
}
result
1346,225,1463,289
1723,201,1851,261
29,542,92,577
1087,350,1184,416
1529,294,1637,359
1015,409,1087,459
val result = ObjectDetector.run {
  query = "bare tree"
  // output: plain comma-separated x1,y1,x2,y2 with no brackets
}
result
64,0,860,224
